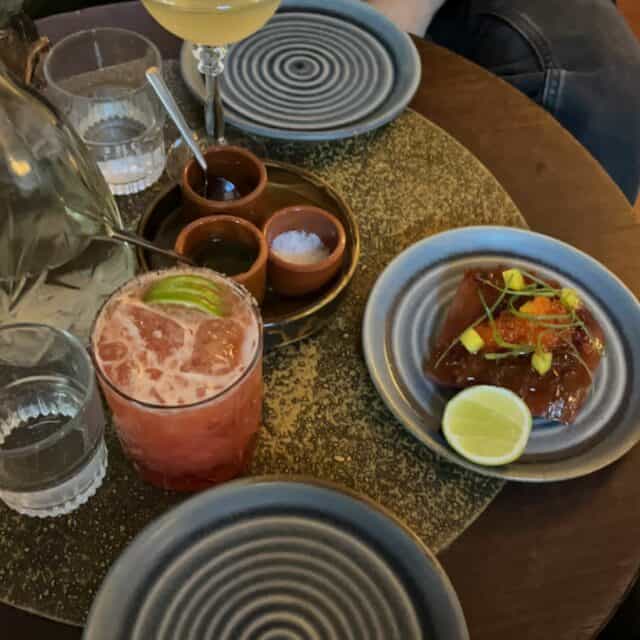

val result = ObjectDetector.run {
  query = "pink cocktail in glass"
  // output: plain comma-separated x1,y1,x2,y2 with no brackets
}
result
91,268,262,491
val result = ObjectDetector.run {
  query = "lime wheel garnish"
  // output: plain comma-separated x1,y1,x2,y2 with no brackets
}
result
143,275,224,317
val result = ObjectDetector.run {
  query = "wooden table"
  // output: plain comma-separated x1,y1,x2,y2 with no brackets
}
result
6,3,638,638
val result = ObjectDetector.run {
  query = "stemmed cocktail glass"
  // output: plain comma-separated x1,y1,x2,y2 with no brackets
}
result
141,0,280,178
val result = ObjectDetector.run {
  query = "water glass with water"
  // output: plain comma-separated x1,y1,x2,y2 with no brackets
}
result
0,324,107,517
43,27,165,196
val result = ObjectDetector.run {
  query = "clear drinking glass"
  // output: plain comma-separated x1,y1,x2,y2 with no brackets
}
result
0,324,107,517
43,27,166,196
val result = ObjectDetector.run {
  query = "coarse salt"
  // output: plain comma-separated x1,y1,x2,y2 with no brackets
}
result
271,230,330,265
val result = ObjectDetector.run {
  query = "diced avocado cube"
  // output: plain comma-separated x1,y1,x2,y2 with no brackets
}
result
531,351,553,375
460,328,485,354
560,288,581,310
502,268,526,291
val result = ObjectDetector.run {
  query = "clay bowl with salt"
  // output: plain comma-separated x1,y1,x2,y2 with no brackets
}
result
263,205,347,297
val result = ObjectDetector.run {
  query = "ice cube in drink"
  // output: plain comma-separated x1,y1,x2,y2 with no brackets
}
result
91,268,262,491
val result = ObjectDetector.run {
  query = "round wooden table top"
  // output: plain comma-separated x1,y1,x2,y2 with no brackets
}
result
6,3,638,639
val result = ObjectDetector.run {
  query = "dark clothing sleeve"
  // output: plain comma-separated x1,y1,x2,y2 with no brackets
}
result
429,0,640,203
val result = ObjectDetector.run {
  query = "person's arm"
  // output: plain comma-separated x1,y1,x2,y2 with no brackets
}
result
367,0,446,35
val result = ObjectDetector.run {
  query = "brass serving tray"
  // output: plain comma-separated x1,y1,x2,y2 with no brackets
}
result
136,160,360,350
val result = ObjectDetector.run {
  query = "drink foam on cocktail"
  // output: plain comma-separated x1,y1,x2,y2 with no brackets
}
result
93,269,259,406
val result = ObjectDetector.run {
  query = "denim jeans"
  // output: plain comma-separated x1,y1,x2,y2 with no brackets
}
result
428,0,640,203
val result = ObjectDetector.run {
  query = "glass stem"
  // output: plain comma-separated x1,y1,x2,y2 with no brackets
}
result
196,45,227,145
204,72,215,139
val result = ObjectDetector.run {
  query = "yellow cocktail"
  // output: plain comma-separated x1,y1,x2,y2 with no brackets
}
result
142,0,281,147
142,0,280,46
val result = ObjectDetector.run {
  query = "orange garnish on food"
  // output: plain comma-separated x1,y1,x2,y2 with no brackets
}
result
475,296,569,351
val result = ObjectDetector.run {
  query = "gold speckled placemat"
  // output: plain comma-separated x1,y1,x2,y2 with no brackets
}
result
0,62,525,626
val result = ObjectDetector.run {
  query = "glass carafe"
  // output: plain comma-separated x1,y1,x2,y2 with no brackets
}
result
0,67,135,342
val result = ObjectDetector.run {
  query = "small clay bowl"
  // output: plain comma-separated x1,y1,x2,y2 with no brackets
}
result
175,215,268,304
181,145,268,226
263,205,346,297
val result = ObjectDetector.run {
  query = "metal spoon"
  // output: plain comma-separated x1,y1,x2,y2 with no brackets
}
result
145,66,240,201
211,176,240,201
64,207,196,266
98,227,197,266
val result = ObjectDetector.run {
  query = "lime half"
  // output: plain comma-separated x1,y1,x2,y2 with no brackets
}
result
442,385,532,466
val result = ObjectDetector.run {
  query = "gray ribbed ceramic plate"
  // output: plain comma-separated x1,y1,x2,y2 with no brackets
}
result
180,0,420,140
362,227,640,482
84,478,468,640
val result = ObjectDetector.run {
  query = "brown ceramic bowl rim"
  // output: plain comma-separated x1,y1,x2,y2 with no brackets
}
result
181,145,268,210
174,214,268,284
263,206,347,274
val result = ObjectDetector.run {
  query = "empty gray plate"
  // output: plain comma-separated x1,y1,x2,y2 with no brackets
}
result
84,478,469,639
362,227,640,482
180,0,421,141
